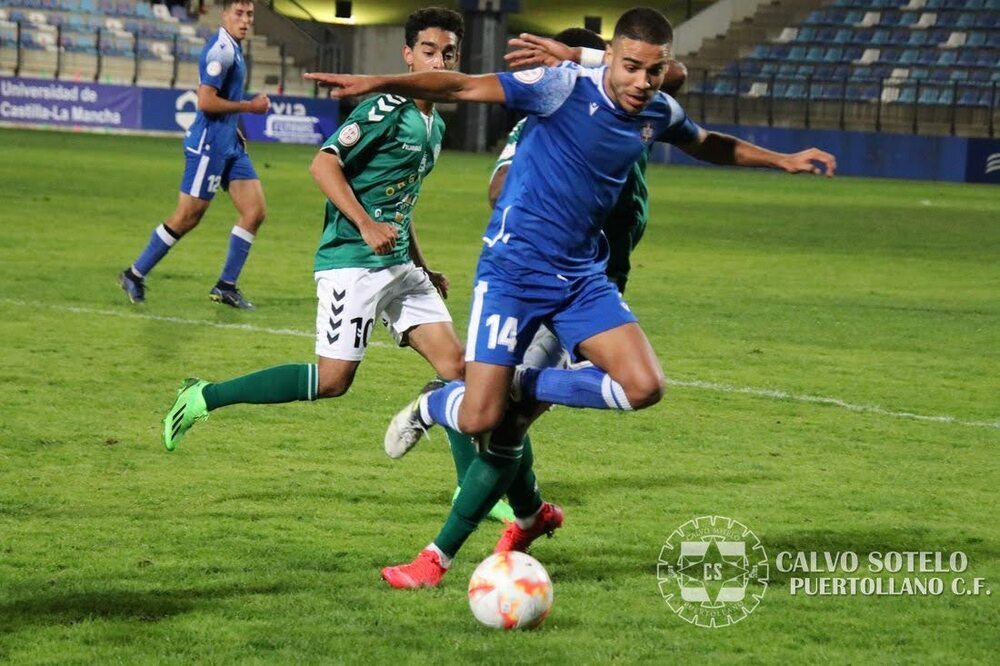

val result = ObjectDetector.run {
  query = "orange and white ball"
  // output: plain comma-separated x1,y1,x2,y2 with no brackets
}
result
468,551,554,630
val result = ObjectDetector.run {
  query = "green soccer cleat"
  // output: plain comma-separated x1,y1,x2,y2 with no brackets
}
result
162,378,210,451
452,486,516,523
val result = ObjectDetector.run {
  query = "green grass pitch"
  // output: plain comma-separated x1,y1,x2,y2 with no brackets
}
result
0,128,997,663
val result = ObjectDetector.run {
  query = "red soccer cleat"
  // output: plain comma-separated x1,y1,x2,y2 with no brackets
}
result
493,502,564,554
381,548,448,589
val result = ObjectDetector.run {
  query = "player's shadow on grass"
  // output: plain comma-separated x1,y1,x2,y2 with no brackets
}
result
0,583,287,633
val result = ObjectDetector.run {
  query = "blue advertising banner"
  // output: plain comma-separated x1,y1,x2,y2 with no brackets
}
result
0,76,337,145
141,87,338,144
651,123,997,184
964,138,1000,184
0,76,141,130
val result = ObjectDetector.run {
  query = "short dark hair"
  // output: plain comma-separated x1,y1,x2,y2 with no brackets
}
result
553,27,606,51
222,0,253,9
613,7,673,45
405,7,464,48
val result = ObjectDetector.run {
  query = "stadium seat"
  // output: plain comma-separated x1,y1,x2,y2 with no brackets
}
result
851,28,874,44
785,82,807,98
776,27,798,43
942,31,967,47
857,47,882,63
964,31,985,47
897,85,917,103
918,86,941,103
778,63,798,77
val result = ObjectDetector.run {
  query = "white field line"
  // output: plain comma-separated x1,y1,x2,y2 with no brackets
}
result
2,298,996,430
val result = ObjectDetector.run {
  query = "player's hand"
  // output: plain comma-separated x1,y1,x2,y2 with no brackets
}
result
780,148,837,177
505,33,576,68
304,73,377,99
360,220,398,255
247,93,270,114
425,270,449,299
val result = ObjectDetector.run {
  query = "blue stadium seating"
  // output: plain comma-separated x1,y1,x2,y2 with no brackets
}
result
704,0,999,108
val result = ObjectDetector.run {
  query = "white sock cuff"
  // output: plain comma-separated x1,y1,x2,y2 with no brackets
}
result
515,505,542,530
155,224,178,247
231,225,256,243
444,387,465,431
601,374,634,411
427,543,451,568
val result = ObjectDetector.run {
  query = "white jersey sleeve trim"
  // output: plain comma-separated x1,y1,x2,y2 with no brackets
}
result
579,47,605,68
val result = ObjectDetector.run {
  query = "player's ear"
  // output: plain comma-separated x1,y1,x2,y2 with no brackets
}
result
403,45,414,70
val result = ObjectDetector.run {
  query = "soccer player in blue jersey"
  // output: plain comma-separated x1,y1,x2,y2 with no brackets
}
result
308,6,836,588
118,0,270,309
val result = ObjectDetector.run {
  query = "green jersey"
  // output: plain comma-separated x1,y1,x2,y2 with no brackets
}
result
492,118,649,291
315,94,445,271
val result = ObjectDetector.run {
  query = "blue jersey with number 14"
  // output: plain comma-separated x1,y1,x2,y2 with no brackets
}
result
184,27,247,158
489,63,700,277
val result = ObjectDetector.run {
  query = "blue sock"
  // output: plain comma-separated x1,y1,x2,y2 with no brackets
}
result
132,223,178,277
218,226,255,285
420,381,465,430
519,365,633,410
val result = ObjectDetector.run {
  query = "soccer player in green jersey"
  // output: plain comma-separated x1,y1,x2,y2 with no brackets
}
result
161,8,518,491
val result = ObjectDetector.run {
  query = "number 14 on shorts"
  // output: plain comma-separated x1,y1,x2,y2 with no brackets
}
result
485,314,518,351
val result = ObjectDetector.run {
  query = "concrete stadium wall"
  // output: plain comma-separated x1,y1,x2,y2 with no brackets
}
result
673,0,773,57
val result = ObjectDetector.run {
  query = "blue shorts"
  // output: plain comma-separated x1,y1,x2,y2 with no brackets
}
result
465,257,638,366
179,147,258,201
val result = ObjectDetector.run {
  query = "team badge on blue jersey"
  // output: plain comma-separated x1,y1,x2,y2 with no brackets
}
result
640,121,655,144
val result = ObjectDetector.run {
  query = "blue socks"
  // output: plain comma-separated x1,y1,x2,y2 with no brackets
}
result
517,365,633,410
421,381,465,430
132,223,178,277
219,226,255,285
419,365,633,434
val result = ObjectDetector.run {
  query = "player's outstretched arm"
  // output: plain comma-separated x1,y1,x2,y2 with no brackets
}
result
679,129,837,177
505,34,581,68
305,71,506,105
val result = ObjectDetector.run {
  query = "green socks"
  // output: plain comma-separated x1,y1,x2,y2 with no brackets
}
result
445,428,478,485
202,363,319,410
434,435,539,558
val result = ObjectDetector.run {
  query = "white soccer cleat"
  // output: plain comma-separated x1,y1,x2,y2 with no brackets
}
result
384,397,430,459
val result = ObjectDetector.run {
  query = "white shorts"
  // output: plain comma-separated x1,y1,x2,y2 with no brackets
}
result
314,262,452,361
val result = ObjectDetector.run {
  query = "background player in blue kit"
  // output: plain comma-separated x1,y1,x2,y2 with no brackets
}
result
308,6,836,588
118,0,270,309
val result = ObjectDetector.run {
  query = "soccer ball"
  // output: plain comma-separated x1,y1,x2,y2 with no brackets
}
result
467,551,553,630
